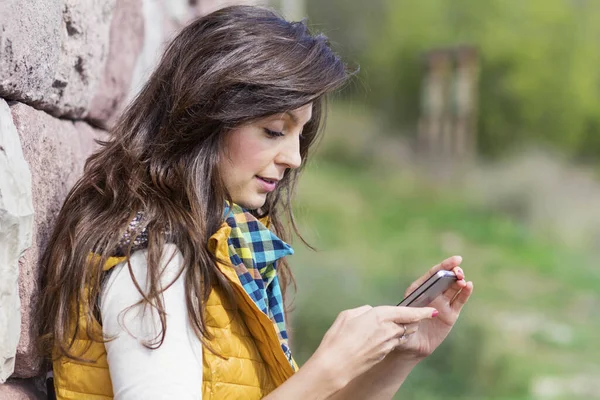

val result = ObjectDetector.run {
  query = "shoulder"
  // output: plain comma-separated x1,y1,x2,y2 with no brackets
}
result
100,244,187,327
106,243,185,291
99,245,204,398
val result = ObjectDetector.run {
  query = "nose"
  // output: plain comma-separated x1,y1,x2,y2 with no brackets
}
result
276,135,302,170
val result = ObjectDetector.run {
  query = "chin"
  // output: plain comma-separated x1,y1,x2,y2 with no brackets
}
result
233,194,267,210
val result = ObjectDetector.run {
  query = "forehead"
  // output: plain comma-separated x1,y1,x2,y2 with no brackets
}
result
267,103,313,125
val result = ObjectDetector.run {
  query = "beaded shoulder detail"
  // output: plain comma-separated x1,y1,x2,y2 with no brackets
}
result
114,212,149,256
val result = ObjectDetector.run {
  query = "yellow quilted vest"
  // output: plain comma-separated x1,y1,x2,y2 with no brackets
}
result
52,223,296,399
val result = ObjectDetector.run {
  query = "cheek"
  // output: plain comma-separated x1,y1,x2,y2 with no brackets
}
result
225,135,272,173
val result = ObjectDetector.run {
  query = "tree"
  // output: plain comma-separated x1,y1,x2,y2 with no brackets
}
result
309,0,600,159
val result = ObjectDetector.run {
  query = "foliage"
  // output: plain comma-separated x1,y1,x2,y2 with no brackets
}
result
286,103,600,399
307,0,600,159
290,158,599,399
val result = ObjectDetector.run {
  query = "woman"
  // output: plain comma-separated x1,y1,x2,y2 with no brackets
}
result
39,5,473,399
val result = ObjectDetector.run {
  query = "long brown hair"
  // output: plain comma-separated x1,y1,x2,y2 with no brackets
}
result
39,5,352,360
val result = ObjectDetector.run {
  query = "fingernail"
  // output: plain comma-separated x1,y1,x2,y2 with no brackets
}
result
432,310,439,318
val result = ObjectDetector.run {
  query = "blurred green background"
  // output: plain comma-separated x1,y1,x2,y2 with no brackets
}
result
270,0,600,399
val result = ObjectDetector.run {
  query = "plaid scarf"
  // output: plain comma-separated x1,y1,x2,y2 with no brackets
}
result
224,204,296,369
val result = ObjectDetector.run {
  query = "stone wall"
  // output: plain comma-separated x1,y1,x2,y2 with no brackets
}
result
0,0,261,398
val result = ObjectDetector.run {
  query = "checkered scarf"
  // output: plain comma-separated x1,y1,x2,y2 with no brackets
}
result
115,206,296,368
224,204,296,369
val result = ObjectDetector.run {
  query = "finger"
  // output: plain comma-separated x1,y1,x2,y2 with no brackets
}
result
451,281,474,311
442,278,467,303
452,266,465,281
405,256,463,296
395,327,415,346
390,323,420,352
397,335,410,347
341,305,373,320
376,305,438,324
396,322,419,337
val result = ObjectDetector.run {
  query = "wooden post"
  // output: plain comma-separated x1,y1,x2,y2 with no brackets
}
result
418,46,479,160
452,46,479,159
418,49,453,157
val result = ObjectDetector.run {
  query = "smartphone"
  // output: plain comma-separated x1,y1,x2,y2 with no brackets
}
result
397,270,457,307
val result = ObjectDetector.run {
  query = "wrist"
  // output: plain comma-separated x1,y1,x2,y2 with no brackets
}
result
388,350,424,367
300,351,349,398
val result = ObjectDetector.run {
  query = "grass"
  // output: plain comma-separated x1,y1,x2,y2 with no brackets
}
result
287,146,600,399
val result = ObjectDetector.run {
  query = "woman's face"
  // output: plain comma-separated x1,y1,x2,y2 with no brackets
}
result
219,103,313,210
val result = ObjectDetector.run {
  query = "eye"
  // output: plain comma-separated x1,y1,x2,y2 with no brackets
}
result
264,128,284,138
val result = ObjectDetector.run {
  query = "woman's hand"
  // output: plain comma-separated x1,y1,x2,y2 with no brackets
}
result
308,304,438,390
393,255,474,360
264,304,438,400
266,257,473,400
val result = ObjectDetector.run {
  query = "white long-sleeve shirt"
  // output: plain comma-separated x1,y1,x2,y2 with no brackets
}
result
100,244,203,399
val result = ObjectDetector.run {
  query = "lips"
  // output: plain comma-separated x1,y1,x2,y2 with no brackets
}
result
256,176,279,192
257,176,278,184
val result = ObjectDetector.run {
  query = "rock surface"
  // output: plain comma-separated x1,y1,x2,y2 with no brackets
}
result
87,0,145,127
0,100,34,383
125,0,167,105
47,0,116,118
0,0,116,119
0,377,46,399
10,102,104,378
0,0,62,106
0,0,262,387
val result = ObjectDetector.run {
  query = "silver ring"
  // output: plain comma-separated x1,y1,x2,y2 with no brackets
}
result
400,324,407,340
